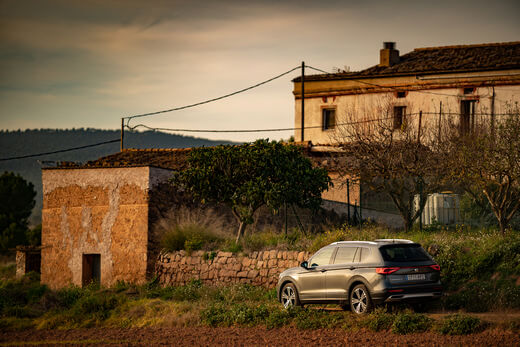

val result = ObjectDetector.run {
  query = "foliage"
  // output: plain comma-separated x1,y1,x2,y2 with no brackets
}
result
391,312,432,334
0,172,37,252
161,224,223,253
173,139,331,242
361,307,395,331
437,314,482,335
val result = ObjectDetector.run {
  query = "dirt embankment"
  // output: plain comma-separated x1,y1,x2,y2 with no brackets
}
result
1,326,519,346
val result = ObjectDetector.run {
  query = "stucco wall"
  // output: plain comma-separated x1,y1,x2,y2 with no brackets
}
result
41,167,154,289
294,76,520,144
155,250,310,288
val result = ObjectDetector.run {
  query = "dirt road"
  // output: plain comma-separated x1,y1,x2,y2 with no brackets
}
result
1,326,519,346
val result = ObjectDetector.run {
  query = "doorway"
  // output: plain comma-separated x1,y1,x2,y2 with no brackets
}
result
82,254,101,286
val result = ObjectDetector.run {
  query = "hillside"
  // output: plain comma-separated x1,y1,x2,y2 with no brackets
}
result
0,129,238,224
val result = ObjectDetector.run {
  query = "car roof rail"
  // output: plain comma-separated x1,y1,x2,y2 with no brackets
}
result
330,241,378,245
373,239,415,244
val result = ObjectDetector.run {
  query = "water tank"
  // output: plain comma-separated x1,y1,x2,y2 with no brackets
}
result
415,193,460,225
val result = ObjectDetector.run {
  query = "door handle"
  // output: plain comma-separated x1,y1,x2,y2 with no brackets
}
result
349,267,355,270
320,269,327,273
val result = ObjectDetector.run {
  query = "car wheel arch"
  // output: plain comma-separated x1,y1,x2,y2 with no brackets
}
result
347,277,372,297
278,279,300,301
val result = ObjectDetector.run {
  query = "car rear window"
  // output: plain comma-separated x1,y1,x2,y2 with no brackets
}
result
379,244,431,262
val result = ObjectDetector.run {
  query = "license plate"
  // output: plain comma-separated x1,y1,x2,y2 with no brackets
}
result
407,274,426,281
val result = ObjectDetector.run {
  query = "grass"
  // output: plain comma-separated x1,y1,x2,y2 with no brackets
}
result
1,225,519,333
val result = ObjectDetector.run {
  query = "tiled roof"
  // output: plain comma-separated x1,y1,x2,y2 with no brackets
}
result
50,142,316,171
295,41,520,82
50,148,192,170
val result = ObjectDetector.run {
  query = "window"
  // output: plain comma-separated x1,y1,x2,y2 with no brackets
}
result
309,247,334,267
322,108,336,130
393,106,406,130
460,100,476,135
396,91,406,98
333,247,357,264
379,245,431,262
463,87,475,94
354,247,370,263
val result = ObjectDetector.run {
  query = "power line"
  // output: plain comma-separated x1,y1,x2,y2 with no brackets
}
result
126,114,410,134
126,111,516,134
125,66,301,123
0,139,120,162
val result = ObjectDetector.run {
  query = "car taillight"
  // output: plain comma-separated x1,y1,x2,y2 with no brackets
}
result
376,267,400,274
429,265,441,271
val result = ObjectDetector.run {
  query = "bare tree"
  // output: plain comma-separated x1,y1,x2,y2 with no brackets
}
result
443,105,520,233
333,101,445,231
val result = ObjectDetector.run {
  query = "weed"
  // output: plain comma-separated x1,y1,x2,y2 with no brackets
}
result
362,307,395,331
265,308,292,329
391,312,432,334
437,314,482,335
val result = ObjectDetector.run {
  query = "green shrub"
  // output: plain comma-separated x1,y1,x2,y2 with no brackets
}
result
0,276,48,314
391,312,432,334
161,224,222,252
437,314,482,335
362,308,395,332
265,308,292,329
55,285,84,309
293,308,343,330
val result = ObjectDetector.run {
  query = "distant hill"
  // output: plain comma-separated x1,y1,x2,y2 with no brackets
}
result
0,128,239,225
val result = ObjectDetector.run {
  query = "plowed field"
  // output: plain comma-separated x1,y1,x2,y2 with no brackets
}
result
1,326,519,346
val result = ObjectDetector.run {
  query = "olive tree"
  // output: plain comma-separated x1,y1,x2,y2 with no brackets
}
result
173,139,331,242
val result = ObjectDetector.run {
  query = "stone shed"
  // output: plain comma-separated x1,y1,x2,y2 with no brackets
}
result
41,149,188,289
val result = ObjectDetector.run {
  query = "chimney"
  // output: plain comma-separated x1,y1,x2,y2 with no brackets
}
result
379,42,399,67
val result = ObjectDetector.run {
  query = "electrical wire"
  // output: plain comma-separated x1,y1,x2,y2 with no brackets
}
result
126,114,406,134
125,66,301,123
0,139,120,162
126,110,516,135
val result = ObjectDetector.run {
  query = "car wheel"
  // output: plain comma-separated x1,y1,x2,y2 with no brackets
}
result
350,284,373,314
281,283,300,309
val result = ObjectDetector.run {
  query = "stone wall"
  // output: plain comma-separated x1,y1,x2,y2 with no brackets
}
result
155,250,311,288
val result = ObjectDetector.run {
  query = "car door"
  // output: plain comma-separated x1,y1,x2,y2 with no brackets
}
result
297,247,335,301
325,247,358,300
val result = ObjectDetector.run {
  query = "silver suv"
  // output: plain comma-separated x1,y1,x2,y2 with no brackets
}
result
277,239,442,314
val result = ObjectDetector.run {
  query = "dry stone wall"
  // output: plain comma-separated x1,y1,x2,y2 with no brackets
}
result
155,250,311,288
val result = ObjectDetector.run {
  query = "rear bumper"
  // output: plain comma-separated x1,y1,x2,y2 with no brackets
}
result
371,284,443,304
384,291,442,302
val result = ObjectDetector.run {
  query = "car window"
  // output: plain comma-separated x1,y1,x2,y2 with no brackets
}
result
379,244,431,262
355,247,370,262
309,247,335,267
333,247,357,264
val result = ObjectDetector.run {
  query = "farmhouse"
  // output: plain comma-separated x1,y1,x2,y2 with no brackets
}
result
38,41,519,288
294,41,520,224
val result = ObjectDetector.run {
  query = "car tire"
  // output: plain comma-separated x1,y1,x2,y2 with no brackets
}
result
280,283,301,309
350,284,373,314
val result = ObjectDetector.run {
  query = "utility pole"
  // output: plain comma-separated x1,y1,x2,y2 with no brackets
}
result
301,61,305,142
120,118,124,151
438,102,442,143
417,111,423,144
347,179,351,224
491,86,495,141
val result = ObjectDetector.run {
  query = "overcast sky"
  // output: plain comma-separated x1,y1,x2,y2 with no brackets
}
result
1,0,519,142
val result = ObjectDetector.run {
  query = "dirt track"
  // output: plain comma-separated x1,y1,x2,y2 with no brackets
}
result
1,327,519,346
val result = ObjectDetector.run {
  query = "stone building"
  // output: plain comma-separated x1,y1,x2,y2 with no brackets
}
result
293,41,520,225
41,149,188,289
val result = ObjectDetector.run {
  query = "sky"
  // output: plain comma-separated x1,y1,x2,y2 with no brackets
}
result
1,0,519,142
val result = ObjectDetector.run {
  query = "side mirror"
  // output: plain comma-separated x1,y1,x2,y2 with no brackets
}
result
300,261,308,269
